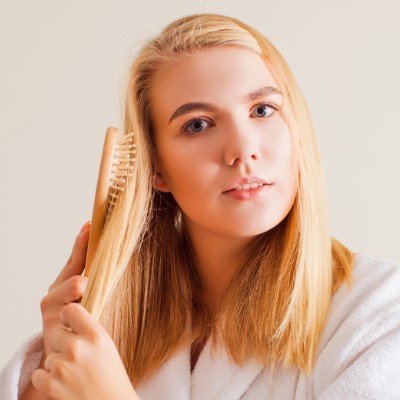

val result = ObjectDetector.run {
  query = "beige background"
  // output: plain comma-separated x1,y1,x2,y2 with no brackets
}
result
1,0,399,368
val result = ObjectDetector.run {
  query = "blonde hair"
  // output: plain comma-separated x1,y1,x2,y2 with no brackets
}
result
81,13,353,385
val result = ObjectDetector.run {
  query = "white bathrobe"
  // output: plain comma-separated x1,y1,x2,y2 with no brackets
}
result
1,253,400,399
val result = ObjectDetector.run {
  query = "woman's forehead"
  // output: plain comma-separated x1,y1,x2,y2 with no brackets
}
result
150,47,280,126
153,47,277,89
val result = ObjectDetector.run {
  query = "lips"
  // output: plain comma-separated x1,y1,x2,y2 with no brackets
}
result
223,176,272,192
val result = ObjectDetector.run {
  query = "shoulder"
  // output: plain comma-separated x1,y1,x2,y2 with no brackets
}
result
310,253,400,399
330,253,400,321
322,252,400,348
351,252,400,286
345,252,399,294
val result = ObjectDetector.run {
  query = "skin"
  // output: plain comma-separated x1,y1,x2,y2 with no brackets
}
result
20,224,139,400
20,46,299,398
151,47,299,309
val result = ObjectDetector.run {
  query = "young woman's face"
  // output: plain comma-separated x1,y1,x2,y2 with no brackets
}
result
151,47,298,238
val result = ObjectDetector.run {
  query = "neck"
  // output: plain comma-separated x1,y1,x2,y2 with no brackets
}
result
184,219,253,312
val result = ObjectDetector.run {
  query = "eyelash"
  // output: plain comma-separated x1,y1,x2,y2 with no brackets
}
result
181,103,279,135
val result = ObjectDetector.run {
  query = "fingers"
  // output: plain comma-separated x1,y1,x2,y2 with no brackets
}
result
60,302,98,337
42,275,89,311
44,351,64,372
49,305,98,355
47,326,74,356
53,222,91,287
70,222,91,268
31,368,59,399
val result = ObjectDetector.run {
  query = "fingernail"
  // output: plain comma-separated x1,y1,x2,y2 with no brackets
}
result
80,221,91,233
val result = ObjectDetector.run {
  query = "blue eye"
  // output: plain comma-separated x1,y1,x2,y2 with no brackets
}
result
181,104,277,135
251,103,276,118
182,118,211,134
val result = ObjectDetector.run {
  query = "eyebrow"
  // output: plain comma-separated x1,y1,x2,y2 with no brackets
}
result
168,86,283,125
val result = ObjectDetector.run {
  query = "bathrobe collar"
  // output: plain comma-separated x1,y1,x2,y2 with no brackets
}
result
135,338,265,400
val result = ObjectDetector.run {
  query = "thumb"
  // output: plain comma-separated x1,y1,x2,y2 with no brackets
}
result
54,222,91,285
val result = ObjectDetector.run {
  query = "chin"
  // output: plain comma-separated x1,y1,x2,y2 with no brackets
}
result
219,219,284,239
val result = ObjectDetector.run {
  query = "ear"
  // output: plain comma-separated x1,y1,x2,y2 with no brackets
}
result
153,171,170,192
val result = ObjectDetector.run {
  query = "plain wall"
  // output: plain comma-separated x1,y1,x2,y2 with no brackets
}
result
1,0,399,368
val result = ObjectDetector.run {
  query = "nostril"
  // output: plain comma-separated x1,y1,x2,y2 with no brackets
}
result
224,152,259,166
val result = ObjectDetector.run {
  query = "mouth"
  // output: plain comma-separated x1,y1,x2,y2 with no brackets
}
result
222,182,272,200
223,177,273,193
230,182,269,191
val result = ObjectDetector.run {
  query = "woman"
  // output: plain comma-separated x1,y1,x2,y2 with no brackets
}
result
2,13,400,400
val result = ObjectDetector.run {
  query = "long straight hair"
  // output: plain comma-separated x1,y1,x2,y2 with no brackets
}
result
81,14,353,385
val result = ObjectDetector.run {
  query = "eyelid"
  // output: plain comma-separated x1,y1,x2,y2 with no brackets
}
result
180,102,280,135
252,102,279,112
180,117,213,135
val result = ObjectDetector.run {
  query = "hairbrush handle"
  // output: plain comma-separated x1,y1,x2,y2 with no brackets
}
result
84,127,119,277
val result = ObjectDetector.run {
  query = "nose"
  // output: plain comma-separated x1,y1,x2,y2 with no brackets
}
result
223,120,261,167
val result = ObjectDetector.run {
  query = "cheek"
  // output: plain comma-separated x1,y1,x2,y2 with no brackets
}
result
265,121,298,197
156,141,223,226
264,118,293,162
263,118,296,177
157,140,213,194
282,146,299,209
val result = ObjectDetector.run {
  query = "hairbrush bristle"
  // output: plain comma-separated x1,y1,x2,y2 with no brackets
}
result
84,128,138,277
106,132,137,218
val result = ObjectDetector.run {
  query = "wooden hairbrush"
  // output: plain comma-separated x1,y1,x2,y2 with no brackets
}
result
84,127,136,277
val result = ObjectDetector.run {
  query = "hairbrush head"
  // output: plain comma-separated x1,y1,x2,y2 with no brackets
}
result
107,132,136,217
84,128,137,277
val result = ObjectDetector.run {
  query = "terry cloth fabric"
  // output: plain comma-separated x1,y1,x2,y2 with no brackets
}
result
0,332,43,399
1,254,400,399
